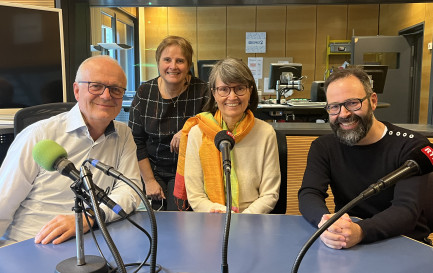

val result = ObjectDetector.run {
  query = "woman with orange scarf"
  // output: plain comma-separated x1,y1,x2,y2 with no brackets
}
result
174,58,280,213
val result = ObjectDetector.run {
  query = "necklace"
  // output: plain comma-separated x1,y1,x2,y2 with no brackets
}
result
159,77,189,108
170,94,181,108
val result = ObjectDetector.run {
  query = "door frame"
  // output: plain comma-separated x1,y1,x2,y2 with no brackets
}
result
399,23,424,124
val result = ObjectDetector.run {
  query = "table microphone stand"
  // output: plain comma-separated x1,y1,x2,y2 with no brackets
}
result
221,166,232,273
291,176,400,273
55,180,108,273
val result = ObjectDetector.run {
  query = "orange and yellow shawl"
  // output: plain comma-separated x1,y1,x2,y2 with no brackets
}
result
174,110,255,211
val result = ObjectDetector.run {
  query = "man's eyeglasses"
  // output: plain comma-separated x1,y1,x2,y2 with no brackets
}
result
213,85,249,97
325,96,369,116
78,81,126,99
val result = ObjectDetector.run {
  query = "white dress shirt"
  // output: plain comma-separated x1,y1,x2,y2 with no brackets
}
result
0,104,141,245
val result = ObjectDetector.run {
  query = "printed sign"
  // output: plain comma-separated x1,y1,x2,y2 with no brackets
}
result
246,32,266,53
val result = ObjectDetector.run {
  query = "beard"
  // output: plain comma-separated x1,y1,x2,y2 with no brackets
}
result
330,104,374,146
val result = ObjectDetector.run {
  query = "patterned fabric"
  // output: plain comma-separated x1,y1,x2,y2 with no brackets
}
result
128,76,208,173
174,110,255,211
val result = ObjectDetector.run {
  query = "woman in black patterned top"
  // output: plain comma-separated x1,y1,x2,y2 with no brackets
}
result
129,36,208,210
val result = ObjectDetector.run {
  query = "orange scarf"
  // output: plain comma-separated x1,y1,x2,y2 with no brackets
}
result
174,110,255,211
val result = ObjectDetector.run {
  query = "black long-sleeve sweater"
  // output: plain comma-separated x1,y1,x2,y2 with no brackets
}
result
298,122,431,243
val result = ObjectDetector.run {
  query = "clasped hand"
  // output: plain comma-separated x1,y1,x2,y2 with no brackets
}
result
318,213,363,249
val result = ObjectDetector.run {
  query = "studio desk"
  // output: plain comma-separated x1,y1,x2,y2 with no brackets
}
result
255,102,391,122
0,212,432,273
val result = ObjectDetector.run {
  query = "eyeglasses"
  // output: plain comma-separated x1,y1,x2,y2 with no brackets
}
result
214,85,249,97
325,96,369,116
78,81,126,99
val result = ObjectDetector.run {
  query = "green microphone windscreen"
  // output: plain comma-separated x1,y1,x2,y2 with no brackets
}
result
32,140,68,171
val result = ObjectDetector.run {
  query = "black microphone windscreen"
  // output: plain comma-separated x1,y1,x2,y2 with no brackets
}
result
409,143,433,175
214,130,235,150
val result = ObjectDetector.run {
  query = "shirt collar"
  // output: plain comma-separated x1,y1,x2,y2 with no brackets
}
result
65,103,117,137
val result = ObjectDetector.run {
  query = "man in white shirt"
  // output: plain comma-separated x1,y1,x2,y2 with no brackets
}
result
0,55,142,246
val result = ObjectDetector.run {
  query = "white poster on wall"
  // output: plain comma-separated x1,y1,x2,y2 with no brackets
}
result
245,32,266,53
248,57,263,79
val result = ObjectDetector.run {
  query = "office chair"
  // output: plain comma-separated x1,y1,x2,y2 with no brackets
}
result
270,130,288,214
14,102,76,137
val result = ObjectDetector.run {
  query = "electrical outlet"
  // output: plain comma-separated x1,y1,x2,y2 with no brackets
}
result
428,42,432,50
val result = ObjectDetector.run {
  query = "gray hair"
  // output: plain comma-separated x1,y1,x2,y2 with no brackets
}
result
202,57,258,113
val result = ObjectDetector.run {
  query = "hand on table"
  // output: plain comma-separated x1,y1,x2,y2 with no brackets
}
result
35,214,94,245
318,213,363,249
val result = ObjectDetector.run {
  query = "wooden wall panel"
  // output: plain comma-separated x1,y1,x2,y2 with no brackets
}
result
139,8,146,83
144,7,168,80
256,6,286,58
167,7,197,68
90,8,102,57
286,5,316,99
227,6,256,63
0,0,54,8
119,7,136,17
167,7,196,46
197,7,226,75
285,136,335,215
420,3,433,124
380,3,425,36
347,4,379,37
316,5,348,82
137,3,432,123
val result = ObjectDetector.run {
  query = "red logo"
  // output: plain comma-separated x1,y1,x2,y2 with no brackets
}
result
226,131,235,140
421,146,433,165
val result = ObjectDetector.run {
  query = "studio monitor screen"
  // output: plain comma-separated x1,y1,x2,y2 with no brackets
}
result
0,3,66,115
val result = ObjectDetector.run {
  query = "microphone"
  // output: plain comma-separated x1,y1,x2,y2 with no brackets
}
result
214,130,235,173
89,158,123,179
362,143,433,198
32,139,127,218
291,143,433,273
214,130,236,273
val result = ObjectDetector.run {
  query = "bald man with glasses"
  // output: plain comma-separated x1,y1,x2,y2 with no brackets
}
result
298,67,432,249
0,55,142,247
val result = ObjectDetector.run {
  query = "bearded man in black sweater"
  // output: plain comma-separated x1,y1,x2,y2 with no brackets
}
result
298,67,432,249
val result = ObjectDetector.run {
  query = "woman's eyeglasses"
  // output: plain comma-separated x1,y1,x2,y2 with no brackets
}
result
214,85,249,97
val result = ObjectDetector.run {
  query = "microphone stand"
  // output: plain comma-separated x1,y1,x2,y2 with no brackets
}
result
221,163,232,273
86,159,158,273
80,166,127,273
291,170,415,273
55,170,108,273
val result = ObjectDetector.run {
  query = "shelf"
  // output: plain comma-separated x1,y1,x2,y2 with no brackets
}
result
325,35,351,79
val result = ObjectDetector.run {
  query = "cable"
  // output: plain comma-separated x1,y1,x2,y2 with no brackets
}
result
80,165,126,273
291,194,365,273
84,159,158,273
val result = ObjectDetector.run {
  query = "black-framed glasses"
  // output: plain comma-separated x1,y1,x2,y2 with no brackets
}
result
78,81,126,99
325,96,369,116
213,85,249,97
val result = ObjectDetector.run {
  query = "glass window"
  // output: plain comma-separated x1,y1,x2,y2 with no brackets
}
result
363,52,399,69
